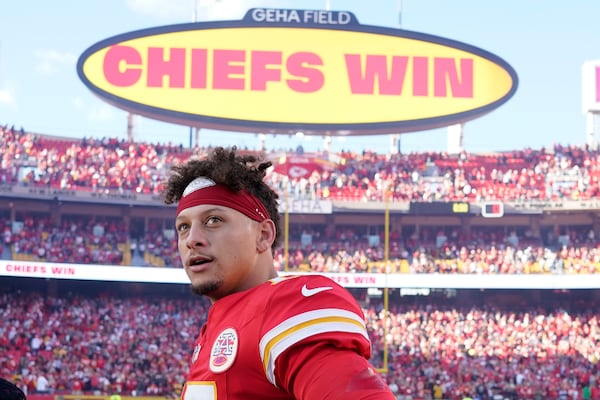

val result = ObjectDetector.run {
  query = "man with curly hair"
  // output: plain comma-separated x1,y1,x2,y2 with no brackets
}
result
163,146,395,399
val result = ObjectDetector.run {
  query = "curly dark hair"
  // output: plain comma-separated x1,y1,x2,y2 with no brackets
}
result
163,146,281,251
0,378,26,400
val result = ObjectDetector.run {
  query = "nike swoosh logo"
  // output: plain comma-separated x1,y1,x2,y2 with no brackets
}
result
301,284,333,297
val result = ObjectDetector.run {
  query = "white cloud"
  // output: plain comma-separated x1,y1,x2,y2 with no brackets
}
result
0,87,16,108
34,49,77,75
125,0,280,21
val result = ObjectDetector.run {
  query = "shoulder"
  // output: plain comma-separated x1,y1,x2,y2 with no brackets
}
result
258,274,372,386
263,275,366,337
264,274,360,312
252,275,367,339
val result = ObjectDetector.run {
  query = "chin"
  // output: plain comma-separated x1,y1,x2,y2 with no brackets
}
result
190,279,222,297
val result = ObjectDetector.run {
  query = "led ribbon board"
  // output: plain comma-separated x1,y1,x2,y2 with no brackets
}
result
77,8,518,135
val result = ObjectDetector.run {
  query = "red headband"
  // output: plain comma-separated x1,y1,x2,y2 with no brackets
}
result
176,177,269,222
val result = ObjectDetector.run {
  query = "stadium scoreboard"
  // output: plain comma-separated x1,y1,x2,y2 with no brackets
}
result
409,201,470,215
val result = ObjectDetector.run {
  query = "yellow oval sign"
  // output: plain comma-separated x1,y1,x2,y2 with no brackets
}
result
77,8,518,135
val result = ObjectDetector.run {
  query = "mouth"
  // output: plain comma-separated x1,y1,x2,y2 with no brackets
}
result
187,255,213,272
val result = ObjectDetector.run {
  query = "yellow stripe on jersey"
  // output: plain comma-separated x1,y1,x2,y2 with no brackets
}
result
259,308,369,386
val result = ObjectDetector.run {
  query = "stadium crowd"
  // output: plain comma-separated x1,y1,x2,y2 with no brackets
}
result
2,212,599,275
1,123,600,273
2,124,600,203
0,286,598,400
2,123,600,276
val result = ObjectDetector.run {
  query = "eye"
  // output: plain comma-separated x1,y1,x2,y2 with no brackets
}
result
205,216,222,226
176,222,189,234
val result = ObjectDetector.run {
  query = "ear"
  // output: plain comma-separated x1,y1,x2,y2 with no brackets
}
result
256,219,276,253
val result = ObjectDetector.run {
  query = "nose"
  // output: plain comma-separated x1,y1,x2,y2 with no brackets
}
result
185,223,208,249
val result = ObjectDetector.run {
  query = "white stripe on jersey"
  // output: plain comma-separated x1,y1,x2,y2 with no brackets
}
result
259,308,369,386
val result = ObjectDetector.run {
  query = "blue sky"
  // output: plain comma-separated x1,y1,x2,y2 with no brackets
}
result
1,0,599,154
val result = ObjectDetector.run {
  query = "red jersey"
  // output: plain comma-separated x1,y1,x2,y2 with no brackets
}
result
181,274,375,399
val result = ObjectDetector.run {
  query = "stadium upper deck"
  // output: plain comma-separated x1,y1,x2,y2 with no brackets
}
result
1,124,600,284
